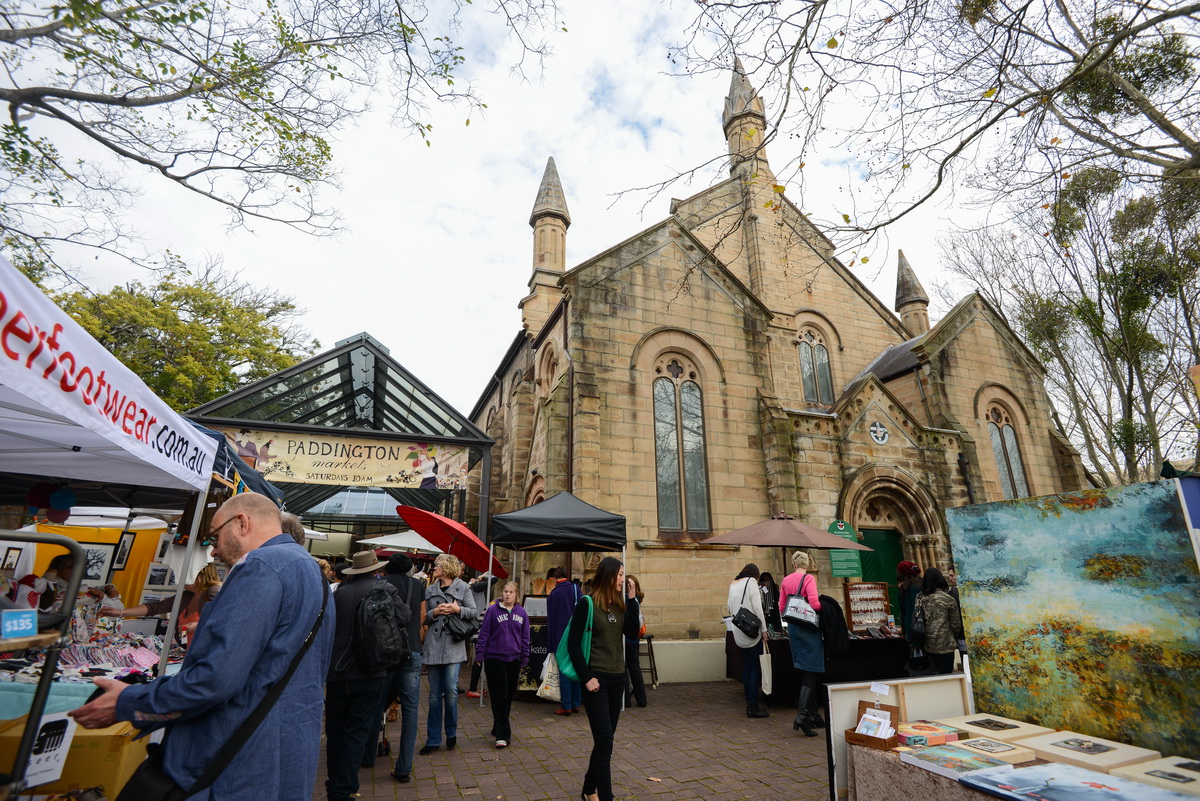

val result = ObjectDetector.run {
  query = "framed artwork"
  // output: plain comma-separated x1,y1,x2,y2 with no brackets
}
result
155,532,172,561
140,592,165,607
78,542,116,587
145,563,175,588
112,532,135,571
2,547,21,572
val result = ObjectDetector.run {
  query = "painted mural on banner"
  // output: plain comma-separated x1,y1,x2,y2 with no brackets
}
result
218,428,470,488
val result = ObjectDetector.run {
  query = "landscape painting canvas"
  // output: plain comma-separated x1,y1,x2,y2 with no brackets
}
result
947,480,1200,758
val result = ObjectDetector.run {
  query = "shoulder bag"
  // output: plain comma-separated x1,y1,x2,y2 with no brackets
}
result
441,583,480,642
554,596,593,683
116,580,329,801
909,595,928,646
730,579,762,639
782,574,820,630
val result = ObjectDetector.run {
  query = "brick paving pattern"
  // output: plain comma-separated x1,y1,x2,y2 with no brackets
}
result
315,682,830,800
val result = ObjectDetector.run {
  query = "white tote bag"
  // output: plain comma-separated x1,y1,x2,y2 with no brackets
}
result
537,653,562,702
759,646,773,695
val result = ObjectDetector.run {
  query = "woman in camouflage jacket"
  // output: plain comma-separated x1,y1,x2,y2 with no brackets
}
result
915,568,964,675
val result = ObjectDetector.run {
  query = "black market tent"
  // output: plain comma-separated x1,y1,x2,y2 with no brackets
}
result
491,492,626,551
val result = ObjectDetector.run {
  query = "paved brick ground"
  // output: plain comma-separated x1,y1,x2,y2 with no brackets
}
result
314,681,830,801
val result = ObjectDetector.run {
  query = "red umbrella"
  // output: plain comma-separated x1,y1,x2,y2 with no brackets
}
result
395,505,508,578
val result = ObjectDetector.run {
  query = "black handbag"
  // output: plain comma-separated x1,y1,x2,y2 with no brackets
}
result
445,610,480,642
117,581,328,800
731,579,762,639
909,596,927,647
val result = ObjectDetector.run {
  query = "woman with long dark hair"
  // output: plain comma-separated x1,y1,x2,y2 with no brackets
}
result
567,557,639,801
916,567,963,675
728,563,769,718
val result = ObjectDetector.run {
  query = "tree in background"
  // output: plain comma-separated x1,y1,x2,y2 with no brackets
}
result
674,0,1199,236
54,260,318,411
1,0,559,273
939,170,1199,484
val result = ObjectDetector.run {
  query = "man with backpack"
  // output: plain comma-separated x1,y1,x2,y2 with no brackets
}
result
326,550,410,801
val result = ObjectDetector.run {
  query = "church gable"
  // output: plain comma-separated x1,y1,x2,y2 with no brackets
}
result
833,376,926,453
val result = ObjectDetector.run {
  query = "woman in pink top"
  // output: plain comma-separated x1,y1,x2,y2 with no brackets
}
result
779,550,823,737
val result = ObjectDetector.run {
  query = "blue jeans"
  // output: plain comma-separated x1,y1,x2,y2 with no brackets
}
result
365,651,422,776
560,676,583,711
740,644,762,705
425,661,461,747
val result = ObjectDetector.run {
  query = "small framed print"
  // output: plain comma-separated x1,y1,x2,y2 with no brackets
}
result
156,531,173,561
112,532,135,571
78,543,116,587
2,547,21,572
145,563,175,588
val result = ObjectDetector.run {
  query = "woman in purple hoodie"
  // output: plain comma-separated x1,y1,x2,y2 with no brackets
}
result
476,581,531,748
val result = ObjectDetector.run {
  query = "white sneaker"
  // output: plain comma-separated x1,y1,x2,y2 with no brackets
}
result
495,739,508,749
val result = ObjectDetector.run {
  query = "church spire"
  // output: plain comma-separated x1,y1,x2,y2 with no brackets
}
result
895,249,931,335
722,58,768,172
529,156,571,228
521,157,570,335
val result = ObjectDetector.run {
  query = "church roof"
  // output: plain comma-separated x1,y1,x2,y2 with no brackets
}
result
529,156,571,227
190,332,489,444
723,57,765,129
858,336,923,383
894,249,929,309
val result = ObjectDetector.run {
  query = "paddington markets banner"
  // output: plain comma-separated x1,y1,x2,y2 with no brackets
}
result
215,428,470,489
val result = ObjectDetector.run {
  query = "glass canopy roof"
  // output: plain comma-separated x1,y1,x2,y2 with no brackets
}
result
190,332,488,442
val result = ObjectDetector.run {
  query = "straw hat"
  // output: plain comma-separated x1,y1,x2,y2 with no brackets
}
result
343,551,384,576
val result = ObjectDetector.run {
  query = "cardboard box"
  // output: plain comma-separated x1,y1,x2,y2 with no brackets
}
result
1013,729,1160,774
844,700,900,751
0,715,148,794
933,712,1055,742
1110,756,1200,796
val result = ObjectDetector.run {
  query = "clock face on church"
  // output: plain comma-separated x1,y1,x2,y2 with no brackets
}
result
870,421,889,444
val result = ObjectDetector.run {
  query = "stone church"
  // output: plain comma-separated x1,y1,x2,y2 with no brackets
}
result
469,64,1089,640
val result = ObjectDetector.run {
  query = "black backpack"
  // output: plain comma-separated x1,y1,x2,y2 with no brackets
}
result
337,580,409,674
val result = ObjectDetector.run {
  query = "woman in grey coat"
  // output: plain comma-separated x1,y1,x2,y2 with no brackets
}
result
419,553,477,754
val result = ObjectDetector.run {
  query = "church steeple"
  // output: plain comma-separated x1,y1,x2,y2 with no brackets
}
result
521,157,570,335
722,58,768,173
895,249,931,335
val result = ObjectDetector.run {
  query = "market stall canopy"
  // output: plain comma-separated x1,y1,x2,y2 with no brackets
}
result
303,527,330,541
395,505,506,577
491,492,626,552
0,256,217,497
704,515,875,550
357,530,441,553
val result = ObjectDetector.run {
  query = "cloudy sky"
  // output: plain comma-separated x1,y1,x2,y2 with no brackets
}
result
60,0,964,415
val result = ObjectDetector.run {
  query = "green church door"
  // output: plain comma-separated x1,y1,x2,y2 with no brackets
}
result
858,529,904,624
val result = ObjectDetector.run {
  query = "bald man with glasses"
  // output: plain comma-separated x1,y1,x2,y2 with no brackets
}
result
71,492,334,800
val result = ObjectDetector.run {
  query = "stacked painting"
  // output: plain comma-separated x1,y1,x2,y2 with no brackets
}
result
946,479,1200,758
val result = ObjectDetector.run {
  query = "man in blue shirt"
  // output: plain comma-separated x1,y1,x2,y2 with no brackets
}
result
70,492,334,801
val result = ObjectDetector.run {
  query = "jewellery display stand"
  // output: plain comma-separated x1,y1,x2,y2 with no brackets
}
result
842,582,891,631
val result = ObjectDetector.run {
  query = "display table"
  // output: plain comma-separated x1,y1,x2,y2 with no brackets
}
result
846,742,1044,801
725,633,909,702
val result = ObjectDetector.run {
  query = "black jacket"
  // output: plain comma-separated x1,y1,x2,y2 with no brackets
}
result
817,594,850,656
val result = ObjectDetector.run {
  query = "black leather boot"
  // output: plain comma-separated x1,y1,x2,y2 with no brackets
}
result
792,687,817,736
746,702,769,718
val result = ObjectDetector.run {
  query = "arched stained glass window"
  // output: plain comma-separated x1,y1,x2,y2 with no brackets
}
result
653,357,711,534
798,330,834,404
987,405,1030,499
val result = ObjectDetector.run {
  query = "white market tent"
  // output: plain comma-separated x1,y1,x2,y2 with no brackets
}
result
0,255,218,791
358,530,443,554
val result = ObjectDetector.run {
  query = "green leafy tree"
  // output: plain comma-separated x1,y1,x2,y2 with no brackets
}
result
54,261,319,410
673,0,1199,235
939,171,1199,484
1,0,559,273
